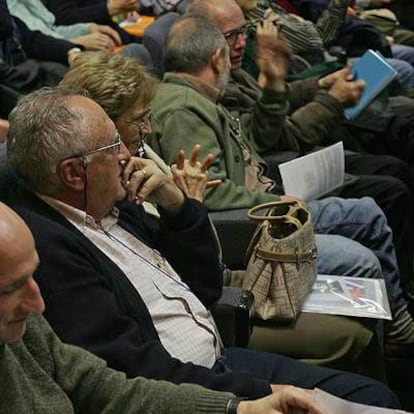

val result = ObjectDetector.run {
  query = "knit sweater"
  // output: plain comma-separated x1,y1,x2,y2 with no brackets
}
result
0,314,233,413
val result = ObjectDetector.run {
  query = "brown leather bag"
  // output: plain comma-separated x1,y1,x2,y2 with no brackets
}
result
242,200,317,321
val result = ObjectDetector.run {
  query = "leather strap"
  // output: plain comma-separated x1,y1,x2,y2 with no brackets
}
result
256,247,317,264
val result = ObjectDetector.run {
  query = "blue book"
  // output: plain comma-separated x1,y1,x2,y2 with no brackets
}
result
344,49,397,120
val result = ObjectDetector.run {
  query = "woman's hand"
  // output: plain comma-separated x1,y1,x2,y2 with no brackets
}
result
170,144,221,202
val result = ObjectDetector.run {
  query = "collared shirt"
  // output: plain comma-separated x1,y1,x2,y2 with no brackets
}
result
39,195,221,368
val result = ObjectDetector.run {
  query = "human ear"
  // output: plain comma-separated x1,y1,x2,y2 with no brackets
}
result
211,47,226,75
58,158,86,191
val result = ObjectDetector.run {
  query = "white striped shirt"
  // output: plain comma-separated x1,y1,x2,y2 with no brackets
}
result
40,195,222,368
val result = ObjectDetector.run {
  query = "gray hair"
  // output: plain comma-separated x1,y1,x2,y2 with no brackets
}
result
164,14,228,74
8,87,94,194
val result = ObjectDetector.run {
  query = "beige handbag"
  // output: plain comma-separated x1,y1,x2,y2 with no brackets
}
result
242,200,317,321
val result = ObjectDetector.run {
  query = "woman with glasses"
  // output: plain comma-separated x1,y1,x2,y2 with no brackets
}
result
60,51,220,202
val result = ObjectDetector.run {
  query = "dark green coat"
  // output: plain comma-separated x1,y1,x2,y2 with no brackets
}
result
149,73,285,211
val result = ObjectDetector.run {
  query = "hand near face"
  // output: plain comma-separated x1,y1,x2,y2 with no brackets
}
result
256,11,290,90
122,157,185,213
170,144,221,203
238,385,325,414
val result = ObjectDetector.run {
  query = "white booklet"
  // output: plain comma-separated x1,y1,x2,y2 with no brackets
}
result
279,142,344,202
315,388,411,413
302,275,392,320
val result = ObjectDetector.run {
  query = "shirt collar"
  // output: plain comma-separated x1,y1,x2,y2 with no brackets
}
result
38,195,119,231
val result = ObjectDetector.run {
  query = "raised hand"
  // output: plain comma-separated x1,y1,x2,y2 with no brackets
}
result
256,10,290,90
170,144,221,202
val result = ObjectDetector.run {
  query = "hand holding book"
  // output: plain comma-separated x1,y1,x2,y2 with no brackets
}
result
322,64,366,107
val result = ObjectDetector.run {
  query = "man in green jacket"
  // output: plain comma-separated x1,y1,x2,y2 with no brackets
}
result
148,13,414,351
0,201,327,414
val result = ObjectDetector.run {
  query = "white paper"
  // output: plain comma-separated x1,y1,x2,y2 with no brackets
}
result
314,388,412,413
279,142,344,201
302,275,392,320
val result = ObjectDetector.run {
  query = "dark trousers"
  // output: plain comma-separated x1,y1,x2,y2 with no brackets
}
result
341,153,414,288
219,347,400,407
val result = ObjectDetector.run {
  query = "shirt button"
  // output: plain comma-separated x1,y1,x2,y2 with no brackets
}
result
234,156,241,163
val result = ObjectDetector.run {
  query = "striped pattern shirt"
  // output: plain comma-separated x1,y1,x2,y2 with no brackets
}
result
40,195,222,368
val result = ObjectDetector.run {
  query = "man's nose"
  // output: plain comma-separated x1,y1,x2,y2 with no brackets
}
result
119,140,131,160
234,32,246,50
20,278,45,315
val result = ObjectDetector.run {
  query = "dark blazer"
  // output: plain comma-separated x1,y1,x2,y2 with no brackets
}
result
12,189,271,399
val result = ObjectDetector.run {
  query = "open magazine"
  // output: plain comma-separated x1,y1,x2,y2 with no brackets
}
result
302,275,392,320
314,388,412,413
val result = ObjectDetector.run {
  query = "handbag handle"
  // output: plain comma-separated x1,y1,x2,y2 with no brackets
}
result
247,200,305,222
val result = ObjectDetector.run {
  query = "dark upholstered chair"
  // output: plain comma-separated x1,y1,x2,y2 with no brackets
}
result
143,12,180,77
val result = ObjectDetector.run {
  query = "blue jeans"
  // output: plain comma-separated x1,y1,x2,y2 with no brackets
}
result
218,347,399,408
392,44,414,67
308,197,406,314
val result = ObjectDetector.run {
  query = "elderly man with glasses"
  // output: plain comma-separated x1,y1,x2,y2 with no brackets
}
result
4,85,400,408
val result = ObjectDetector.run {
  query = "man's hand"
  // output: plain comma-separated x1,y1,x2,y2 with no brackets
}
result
328,77,365,107
122,157,185,213
89,23,122,46
72,33,115,51
0,119,9,143
238,385,326,414
256,10,290,91
170,144,221,202
107,0,139,16
320,65,365,106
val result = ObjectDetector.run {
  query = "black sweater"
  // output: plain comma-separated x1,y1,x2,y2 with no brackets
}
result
13,192,271,399
0,0,74,66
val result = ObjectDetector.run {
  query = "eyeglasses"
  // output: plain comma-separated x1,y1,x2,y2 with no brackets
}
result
82,132,122,158
129,108,152,130
223,22,256,47
61,132,122,163
121,108,153,157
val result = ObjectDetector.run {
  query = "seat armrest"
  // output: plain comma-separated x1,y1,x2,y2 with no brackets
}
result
209,209,257,269
211,286,254,348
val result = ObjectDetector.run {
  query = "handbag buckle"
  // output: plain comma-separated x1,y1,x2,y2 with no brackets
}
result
295,248,317,269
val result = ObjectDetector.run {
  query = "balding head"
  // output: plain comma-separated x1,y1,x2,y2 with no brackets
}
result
165,14,228,75
0,203,45,343
8,87,106,195
187,0,244,27
187,0,247,70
